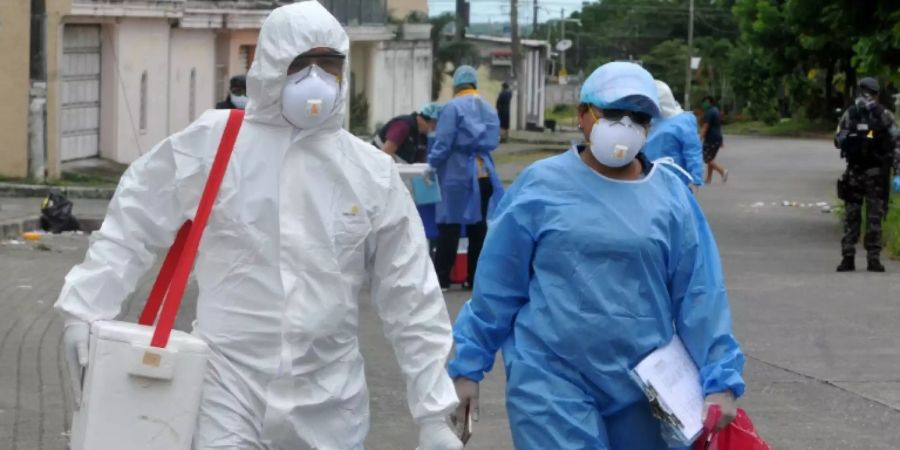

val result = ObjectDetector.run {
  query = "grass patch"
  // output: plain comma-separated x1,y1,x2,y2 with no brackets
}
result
835,192,900,260
884,193,900,260
723,118,834,138
544,105,579,128
493,149,563,166
60,171,118,187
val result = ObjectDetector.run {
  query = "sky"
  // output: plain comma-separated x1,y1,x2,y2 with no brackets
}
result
427,0,589,24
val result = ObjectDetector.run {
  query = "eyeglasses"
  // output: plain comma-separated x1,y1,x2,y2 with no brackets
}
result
287,54,345,76
598,109,653,127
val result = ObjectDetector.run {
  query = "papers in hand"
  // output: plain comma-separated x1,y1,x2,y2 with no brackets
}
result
632,335,704,444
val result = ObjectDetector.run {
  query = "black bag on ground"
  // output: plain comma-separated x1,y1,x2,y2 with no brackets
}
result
40,192,81,233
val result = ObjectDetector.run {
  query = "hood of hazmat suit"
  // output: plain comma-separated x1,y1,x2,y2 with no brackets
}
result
654,80,683,119
645,80,703,185
55,2,457,449
645,111,705,186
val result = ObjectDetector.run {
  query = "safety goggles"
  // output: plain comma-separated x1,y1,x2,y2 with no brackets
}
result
592,108,652,127
287,53,346,76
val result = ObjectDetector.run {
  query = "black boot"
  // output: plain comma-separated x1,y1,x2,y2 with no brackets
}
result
867,258,885,272
836,256,855,272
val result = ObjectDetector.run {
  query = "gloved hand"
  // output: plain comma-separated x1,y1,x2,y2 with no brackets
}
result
892,175,900,192
423,165,437,185
703,391,737,432
417,417,463,450
449,377,479,445
452,377,479,427
62,316,90,409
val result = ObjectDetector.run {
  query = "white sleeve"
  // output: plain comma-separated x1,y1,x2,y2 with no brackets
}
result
54,114,222,322
368,165,458,424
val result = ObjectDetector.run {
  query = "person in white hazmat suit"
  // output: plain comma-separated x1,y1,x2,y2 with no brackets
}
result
55,3,463,449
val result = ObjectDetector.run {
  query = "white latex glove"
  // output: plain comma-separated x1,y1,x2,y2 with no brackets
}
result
703,391,738,431
424,164,436,183
62,316,90,409
451,377,479,444
417,417,463,450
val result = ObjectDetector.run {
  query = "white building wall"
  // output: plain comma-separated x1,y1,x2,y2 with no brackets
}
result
169,29,217,133
99,18,170,164
367,40,431,132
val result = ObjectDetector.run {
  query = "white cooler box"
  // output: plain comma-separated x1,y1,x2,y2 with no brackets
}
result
70,320,211,450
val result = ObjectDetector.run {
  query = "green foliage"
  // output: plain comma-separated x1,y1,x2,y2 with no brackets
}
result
429,13,480,100
643,39,689,101
722,117,834,137
349,91,369,136
885,193,900,260
570,0,897,123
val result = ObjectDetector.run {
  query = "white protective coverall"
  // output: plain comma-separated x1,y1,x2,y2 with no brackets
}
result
55,2,458,448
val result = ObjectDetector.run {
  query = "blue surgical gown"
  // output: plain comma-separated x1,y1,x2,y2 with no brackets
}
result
428,94,504,225
644,112,705,186
448,148,745,450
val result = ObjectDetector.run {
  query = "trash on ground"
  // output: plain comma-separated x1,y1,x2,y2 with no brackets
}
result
22,231,42,241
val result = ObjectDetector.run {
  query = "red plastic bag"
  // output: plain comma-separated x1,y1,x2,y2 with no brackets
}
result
693,407,773,450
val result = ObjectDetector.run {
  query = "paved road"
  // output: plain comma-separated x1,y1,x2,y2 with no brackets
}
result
2,135,899,449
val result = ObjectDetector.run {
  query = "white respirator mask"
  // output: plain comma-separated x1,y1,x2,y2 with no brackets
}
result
281,65,341,130
589,115,647,168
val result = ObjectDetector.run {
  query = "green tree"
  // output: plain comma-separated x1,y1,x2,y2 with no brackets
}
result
643,39,689,100
429,14,479,100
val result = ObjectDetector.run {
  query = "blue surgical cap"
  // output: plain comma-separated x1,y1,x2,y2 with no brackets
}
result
453,65,478,88
421,102,443,119
580,62,661,117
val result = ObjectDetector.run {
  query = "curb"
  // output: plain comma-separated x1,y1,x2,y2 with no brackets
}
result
0,183,115,200
0,216,104,239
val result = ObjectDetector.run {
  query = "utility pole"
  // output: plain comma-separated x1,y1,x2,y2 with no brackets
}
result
532,0,539,38
560,8,566,76
684,0,694,108
455,0,467,41
511,0,523,130
29,0,48,180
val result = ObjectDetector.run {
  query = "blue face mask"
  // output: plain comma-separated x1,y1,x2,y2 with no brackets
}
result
230,94,248,109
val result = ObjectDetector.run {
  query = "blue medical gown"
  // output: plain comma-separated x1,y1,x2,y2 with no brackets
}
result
448,148,745,449
428,94,504,225
644,112,704,186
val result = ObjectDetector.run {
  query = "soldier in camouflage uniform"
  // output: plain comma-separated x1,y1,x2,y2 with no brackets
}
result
835,77,900,272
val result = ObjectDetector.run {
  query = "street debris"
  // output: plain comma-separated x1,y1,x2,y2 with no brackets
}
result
751,200,835,213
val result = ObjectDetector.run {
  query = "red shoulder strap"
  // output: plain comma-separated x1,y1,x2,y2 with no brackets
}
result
138,109,245,348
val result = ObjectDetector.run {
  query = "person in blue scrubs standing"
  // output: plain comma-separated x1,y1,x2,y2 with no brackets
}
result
644,80,704,191
428,65,504,290
448,62,745,450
